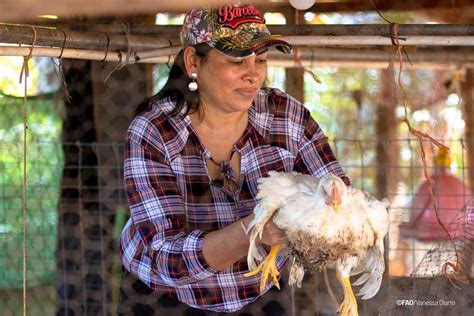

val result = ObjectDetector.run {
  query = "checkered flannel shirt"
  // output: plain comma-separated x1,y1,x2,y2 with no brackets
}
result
118,88,349,312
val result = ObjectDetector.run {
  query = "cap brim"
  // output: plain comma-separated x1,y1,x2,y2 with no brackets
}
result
252,37,293,55
211,36,293,58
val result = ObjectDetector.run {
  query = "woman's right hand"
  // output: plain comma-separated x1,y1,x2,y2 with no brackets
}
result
242,215,286,247
259,219,287,246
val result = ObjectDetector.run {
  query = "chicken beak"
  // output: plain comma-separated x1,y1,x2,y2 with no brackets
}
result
331,185,341,213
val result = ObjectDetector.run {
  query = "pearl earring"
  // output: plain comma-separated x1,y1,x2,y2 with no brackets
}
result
188,72,198,92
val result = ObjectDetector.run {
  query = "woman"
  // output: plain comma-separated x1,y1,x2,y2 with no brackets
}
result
118,2,349,315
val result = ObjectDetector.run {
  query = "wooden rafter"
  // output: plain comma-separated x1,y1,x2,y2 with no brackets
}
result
1,0,473,23
1,23,473,50
1,23,473,68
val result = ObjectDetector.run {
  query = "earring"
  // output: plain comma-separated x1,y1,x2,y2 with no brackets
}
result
188,72,198,92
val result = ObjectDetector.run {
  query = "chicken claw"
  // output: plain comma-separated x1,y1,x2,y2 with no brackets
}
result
244,245,281,293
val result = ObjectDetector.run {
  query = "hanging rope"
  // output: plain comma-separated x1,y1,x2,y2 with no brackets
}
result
101,32,111,64
392,19,470,291
51,28,71,102
18,25,37,316
104,23,134,85
369,0,468,288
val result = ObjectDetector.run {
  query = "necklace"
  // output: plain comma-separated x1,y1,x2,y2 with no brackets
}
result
208,155,238,191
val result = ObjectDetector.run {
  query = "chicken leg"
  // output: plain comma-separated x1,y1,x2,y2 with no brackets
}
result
336,269,359,316
244,244,281,293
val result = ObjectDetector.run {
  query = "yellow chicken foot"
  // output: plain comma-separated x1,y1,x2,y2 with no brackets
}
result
336,273,359,316
244,245,281,293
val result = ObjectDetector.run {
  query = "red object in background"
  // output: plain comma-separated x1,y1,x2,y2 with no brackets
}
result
400,167,470,241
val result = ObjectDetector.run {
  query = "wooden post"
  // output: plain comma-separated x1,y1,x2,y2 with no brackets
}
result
57,59,99,316
284,10,305,103
90,15,155,313
461,68,474,277
373,68,400,299
375,69,398,200
463,69,474,193
55,15,154,316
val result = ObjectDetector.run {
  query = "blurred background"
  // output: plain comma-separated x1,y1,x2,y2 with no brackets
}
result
0,1,473,315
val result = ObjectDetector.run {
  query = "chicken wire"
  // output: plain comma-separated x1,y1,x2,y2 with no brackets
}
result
0,57,473,315
0,136,473,315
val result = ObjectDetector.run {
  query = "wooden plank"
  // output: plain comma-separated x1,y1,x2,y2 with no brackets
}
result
0,0,269,23
1,0,473,23
2,24,473,53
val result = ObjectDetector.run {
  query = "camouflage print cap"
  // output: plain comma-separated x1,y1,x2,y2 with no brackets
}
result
180,2,293,58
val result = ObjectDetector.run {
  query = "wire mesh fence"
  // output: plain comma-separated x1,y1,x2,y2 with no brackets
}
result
0,136,473,315
0,56,472,314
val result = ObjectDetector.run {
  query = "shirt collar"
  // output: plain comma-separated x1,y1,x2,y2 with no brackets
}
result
248,89,274,139
153,96,192,161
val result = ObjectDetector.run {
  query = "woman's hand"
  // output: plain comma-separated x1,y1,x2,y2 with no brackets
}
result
241,214,287,247
258,220,287,246
203,214,287,271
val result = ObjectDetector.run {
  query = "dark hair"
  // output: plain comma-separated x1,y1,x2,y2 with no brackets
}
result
134,43,212,117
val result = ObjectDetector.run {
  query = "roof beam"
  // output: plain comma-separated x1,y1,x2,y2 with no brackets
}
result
1,0,474,23
2,24,472,51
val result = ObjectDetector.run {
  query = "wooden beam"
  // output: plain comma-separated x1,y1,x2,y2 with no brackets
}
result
54,24,474,38
267,47,474,68
275,47,474,63
2,23,473,68
0,24,180,51
0,0,272,23
2,0,474,23
301,0,474,14
2,24,473,54
3,45,472,69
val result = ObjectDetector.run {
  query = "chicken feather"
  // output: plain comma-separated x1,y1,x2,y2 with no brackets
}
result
245,171,389,316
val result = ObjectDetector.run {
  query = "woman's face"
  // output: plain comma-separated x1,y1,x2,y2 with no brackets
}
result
196,49,268,115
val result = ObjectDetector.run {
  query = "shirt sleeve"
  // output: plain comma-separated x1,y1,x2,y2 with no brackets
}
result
293,111,351,186
119,117,217,288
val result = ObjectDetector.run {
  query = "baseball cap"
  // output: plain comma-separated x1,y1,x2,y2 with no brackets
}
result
180,2,293,58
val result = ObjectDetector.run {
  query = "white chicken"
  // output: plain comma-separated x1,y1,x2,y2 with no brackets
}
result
244,171,389,316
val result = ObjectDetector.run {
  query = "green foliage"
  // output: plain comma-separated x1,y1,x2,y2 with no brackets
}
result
0,93,63,289
302,67,380,191
0,57,40,97
152,64,171,94
300,66,464,195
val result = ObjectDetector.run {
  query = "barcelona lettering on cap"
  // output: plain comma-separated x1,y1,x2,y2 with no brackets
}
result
217,4,265,28
180,2,292,58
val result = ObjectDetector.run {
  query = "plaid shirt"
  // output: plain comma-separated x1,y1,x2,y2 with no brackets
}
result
119,88,349,313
